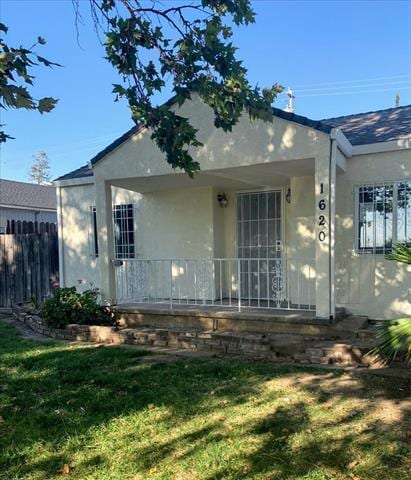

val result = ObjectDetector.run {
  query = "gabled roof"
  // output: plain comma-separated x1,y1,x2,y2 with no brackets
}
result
55,164,93,182
0,179,56,210
320,104,411,145
57,103,411,182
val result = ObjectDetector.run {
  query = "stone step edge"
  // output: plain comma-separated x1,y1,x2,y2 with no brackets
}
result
12,307,382,368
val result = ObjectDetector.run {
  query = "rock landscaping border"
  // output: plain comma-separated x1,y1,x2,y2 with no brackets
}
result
11,304,382,368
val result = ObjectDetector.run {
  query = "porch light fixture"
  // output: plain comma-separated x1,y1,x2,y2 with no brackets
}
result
217,193,228,208
286,188,291,204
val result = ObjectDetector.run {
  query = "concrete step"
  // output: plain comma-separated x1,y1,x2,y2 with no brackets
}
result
114,305,370,339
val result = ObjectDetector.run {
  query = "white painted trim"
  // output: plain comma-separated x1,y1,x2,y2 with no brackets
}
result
335,148,347,172
352,138,411,155
53,176,94,187
0,204,56,212
329,138,337,318
56,187,65,288
330,128,352,158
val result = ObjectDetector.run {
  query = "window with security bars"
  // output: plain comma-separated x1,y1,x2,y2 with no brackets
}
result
356,180,411,253
113,204,135,259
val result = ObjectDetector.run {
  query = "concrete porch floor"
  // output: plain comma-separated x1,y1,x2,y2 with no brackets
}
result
113,303,365,338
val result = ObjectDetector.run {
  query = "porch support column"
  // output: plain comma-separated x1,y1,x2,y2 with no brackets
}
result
95,178,116,304
314,140,336,319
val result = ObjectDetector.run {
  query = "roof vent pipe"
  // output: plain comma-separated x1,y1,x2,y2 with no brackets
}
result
284,88,295,113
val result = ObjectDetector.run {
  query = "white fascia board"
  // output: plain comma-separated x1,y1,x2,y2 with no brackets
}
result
53,176,95,187
330,128,352,158
352,138,411,155
0,204,56,212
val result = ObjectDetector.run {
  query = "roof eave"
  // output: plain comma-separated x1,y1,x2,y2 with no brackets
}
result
53,176,95,187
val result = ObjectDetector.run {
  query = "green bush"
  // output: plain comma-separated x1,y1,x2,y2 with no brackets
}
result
41,287,114,329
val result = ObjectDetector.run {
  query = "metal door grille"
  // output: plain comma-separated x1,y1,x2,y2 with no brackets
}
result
237,191,283,301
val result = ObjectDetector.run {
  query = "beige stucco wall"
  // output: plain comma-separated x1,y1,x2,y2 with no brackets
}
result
334,149,411,319
60,184,142,290
137,186,214,259
60,183,217,292
92,94,329,183
60,183,99,290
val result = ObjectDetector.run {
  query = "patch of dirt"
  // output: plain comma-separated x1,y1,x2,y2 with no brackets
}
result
274,370,411,428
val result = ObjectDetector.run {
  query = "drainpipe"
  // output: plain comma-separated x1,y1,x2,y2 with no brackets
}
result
56,186,65,288
328,130,338,320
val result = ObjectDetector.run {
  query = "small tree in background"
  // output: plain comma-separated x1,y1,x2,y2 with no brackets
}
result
29,150,51,185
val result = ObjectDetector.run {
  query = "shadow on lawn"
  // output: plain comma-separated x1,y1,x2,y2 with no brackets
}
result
0,321,410,480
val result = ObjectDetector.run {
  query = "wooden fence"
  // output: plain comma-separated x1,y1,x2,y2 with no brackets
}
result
0,232,59,307
5,220,57,234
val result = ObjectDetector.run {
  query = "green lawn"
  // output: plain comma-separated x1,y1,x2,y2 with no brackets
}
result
0,321,409,480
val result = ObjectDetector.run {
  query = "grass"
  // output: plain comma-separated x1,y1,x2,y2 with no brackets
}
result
0,320,410,480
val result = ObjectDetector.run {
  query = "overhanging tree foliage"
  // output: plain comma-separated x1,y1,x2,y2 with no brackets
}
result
0,23,60,143
1,2,282,176
79,0,283,176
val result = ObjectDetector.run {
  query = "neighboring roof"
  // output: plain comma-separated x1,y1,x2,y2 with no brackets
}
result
55,163,93,181
320,104,411,145
0,179,56,210
57,102,411,182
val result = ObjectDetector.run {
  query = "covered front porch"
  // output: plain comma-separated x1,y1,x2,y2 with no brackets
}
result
95,154,343,319
90,95,350,320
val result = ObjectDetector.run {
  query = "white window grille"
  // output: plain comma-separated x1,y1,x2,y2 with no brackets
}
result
113,204,135,259
88,206,98,258
355,180,411,253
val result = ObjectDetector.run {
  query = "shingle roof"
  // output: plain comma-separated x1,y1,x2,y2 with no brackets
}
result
55,164,93,181
320,104,411,145
57,103,411,182
0,179,56,210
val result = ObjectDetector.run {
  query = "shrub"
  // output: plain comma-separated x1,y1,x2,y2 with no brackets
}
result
41,287,114,329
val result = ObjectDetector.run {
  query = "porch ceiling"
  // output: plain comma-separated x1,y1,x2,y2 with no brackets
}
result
110,158,315,193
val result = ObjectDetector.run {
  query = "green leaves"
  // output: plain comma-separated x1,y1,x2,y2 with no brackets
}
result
0,24,60,142
90,0,283,175
370,318,411,364
386,243,411,265
38,97,58,114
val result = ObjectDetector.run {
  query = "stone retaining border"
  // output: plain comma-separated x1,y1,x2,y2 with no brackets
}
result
11,305,381,368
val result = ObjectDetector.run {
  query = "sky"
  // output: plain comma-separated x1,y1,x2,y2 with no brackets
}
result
1,0,410,182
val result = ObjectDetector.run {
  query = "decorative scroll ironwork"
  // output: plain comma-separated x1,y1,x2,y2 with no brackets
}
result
128,260,148,300
114,257,315,311
197,260,211,304
270,259,284,307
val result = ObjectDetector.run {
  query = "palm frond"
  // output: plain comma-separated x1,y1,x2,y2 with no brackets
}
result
370,318,411,364
386,243,411,264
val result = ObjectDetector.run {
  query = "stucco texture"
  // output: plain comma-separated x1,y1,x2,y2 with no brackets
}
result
59,96,410,319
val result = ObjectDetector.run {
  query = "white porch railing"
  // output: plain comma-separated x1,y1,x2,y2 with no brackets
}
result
114,257,315,311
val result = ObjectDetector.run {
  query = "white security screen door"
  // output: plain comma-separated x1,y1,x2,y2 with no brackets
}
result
237,191,283,302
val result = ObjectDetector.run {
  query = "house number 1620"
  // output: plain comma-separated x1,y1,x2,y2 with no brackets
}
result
318,183,326,242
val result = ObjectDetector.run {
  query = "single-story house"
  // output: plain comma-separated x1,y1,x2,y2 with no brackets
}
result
0,179,57,233
54,95,410,320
